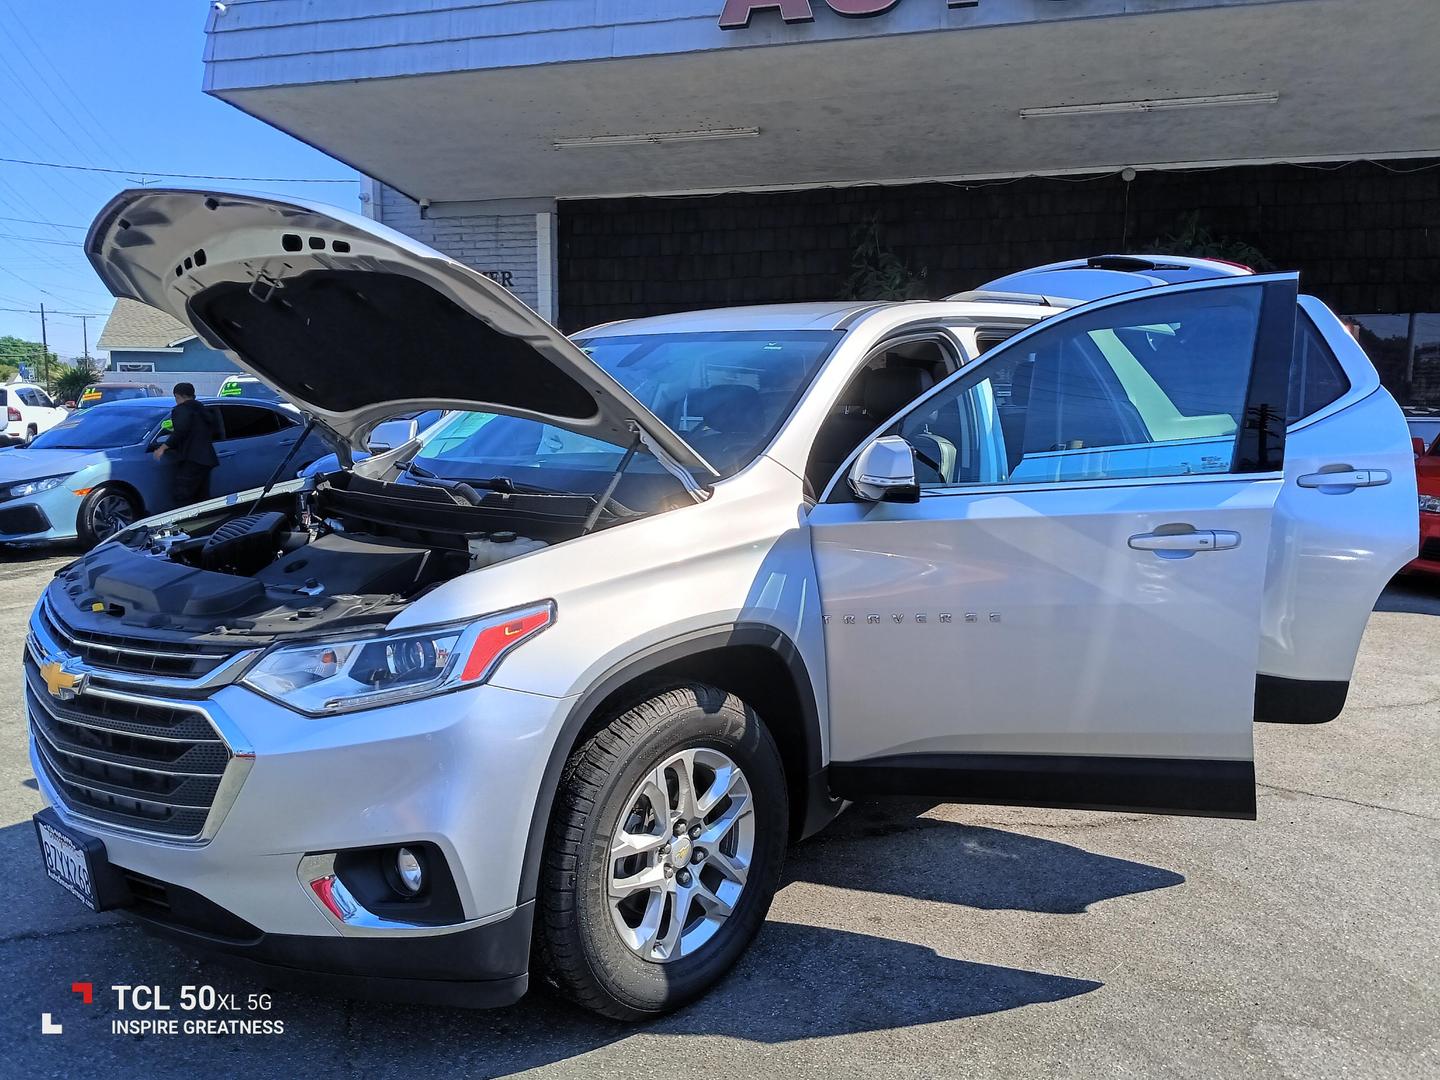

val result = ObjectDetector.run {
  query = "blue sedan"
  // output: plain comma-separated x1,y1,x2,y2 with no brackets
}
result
0,397,330,548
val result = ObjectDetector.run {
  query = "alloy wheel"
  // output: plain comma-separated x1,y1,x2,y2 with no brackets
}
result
607,747,755,963
91,494,135,540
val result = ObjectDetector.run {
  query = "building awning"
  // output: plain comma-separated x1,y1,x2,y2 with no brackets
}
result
205,0,1439,205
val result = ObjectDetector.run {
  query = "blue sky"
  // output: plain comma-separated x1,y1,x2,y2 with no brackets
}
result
0,0,360,360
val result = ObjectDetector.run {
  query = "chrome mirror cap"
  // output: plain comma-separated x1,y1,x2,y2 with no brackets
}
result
849,436,920,504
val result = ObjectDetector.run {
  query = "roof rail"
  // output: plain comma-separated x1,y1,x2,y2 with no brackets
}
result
941,289,1081,309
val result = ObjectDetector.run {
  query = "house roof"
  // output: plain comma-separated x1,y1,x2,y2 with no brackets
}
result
96,298,197,351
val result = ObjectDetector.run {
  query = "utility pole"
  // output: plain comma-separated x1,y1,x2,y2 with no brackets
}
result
38,302,48,388
78,314,92,361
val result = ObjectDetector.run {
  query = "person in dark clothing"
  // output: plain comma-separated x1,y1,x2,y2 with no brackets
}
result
154,382,219,506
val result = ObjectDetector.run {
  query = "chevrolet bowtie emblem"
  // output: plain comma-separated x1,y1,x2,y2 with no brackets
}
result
40,660,84,702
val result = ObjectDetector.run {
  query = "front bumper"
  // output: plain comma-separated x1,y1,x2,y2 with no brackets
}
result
120,868,533,1009
29,644,571,1004
0,486,81,541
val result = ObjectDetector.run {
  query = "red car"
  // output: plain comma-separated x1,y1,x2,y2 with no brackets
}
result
1408,432,1440,574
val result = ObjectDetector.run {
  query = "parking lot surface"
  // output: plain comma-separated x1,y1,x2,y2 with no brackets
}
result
1,548,1435,1079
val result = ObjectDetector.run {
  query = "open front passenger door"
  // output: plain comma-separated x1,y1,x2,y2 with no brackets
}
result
810,275,1299,819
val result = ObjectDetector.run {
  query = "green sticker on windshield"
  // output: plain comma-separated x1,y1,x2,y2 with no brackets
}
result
219,382,241,396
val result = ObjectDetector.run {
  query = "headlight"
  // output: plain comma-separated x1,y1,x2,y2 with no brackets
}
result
241,601,554,715
7,475,67,499
1420,494,1440,514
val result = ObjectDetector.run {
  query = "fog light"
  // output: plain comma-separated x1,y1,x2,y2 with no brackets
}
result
395,847,424,895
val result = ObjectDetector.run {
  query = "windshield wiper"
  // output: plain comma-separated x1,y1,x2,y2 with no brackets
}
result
400,461,571,497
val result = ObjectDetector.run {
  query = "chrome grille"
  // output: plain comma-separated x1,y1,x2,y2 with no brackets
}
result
26,656,235,841
38,596,236,681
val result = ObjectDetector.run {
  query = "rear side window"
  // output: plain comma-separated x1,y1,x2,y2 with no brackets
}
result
0,389,6,405
216,404,287,440
1288,313,1350,423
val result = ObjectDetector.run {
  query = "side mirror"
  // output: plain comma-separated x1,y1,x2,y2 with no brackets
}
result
849,436,920,503
367,418,420,453
1413,436,1426,458
63,401,76,410
148,433,170,452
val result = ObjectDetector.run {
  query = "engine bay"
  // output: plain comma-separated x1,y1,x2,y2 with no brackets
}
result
49,473,608,642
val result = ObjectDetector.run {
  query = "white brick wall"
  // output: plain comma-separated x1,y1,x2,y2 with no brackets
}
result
376,185,553,319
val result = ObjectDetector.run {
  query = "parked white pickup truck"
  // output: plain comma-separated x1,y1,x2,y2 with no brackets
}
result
27,191,1414,1019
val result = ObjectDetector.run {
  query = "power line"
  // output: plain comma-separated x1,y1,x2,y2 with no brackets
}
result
0,155,360,184
0,0,133,169
0,214,84,229
0,262,110,306
0,231,83,246
0,305,102,315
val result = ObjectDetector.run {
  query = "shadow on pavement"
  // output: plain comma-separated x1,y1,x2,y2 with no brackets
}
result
3,916,1100,1077
785,799,1183,913
2,806,1112,1076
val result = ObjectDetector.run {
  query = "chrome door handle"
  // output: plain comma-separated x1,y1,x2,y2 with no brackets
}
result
1129,529,1240,556
1297,468,1390,492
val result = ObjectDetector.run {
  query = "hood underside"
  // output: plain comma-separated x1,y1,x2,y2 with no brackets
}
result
85,188,715,476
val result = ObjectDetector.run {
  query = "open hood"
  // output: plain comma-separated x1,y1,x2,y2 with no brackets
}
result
86,189,715,478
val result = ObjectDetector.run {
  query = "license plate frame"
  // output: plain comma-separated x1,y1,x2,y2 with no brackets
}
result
33,808,130,912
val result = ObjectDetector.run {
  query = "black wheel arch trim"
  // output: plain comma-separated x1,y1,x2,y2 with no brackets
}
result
1254,673,1348,724
515,622,831,906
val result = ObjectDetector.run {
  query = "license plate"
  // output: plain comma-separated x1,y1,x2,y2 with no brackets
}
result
34,809,115,911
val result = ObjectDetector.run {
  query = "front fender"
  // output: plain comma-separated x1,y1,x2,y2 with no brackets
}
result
512,622,828,907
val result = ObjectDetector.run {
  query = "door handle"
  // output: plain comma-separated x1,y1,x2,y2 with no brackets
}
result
1129,529,1240,556
217,451,237,459
1297,468,1390,492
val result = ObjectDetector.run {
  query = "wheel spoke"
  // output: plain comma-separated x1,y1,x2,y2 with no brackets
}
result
697,790,752,849
706,847,750,888
609,862,667,899
693,878,734,918
695,762,742,816
636,767,669,820
610,827,666,861
631,889,666,955
654,881,694,959
668,750,702,822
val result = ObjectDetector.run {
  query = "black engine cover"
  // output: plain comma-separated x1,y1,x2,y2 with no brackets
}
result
199,512,289,575
255,532,459,597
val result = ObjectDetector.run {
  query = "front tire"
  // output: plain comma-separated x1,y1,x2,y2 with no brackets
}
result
77,485,140,549
537,684,787,1019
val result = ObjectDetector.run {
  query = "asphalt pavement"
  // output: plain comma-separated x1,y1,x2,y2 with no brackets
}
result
0,547,1435,1079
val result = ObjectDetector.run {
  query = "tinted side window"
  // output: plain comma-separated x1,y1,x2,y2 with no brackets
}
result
895,286,1265,488
1288,313,1350,423
216,404,284,440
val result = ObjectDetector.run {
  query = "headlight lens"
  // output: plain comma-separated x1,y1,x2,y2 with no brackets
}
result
1420,494,1440,514
242,601,554,715
8,475,67,498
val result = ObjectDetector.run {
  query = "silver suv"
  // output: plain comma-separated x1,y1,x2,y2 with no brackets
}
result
28,190,1415,1018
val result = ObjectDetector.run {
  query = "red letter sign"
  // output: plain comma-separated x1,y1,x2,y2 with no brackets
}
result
719,1,815,30
826,0,903,16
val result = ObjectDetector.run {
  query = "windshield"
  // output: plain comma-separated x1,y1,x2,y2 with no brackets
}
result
79,386,151,409
30,404,169,450
221,378,283,403
410,330,840,487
